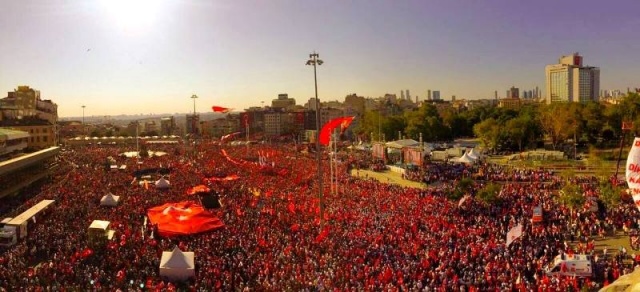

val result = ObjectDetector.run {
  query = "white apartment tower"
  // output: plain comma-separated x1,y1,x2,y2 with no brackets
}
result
545,53,600,104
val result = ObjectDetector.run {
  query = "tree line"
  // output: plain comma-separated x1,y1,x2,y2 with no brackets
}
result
354,92,640,153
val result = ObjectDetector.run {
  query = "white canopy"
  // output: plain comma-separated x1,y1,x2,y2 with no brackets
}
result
467,148,481,160
89,220,110,231
100,193,120,206
385,139,419,149
159,247,195,281
155,178,170,189
457,152,475,164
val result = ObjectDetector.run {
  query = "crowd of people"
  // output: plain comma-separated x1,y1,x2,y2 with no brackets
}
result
0,141,639,290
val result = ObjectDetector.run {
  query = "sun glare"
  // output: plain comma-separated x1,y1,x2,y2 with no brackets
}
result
100,0,162,34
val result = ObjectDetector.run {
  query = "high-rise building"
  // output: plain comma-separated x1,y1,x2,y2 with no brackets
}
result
432,91,441,101
185,114,200,135
400,90,405,100
494,91,498,100
405,90,410,100
545,53,600,104
427,90,432,100
507,86,519,98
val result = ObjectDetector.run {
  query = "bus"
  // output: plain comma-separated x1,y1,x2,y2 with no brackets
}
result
0,199,55,247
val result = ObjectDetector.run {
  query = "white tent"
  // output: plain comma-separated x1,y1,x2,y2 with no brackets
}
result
457,152,475,164
159,247,195,281
155,178,170,189
100,193,120,206
467,148,481,160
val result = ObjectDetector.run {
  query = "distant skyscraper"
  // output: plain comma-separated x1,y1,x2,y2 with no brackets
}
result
401,90,405,100
494,90,498,100
545,53,600,104
507,86,519,98
432,91,441,101
535,86,539,98
427,90,432,100
405,89,410,100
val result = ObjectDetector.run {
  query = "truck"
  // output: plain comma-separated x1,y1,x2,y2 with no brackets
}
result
546,254,593,277
0,199,55,247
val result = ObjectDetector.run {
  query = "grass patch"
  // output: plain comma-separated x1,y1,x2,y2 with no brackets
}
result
350,169,426,189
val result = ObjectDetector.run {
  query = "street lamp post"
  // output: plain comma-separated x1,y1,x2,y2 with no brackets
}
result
81,105,86,137
306,52,324,226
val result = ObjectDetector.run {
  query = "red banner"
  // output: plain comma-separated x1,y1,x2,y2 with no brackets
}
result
403,147,422,165
372,143,385,160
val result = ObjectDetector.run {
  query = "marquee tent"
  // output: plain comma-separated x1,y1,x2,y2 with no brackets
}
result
385,139,419,149
147,201,224,236
155,178,170,189
159,247,195,281
100,193,120,206
467,148,481,160
457,152,476,164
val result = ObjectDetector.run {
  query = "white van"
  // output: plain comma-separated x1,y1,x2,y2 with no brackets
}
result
546,254,593,277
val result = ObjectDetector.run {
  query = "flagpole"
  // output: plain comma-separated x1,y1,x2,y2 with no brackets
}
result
330,132,334,196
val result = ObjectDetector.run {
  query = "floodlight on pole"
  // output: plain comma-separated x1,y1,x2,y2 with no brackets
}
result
306,51,324,227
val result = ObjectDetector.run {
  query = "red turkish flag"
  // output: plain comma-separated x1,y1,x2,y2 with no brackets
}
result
319,116,355,146
212,106,231,113
147,201,224,236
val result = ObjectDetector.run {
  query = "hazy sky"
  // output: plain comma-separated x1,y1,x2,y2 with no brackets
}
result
1,0,639,117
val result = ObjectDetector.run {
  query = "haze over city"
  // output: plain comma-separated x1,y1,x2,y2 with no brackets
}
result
1,0,639,117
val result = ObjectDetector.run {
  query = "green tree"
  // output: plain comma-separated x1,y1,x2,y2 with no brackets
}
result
404,103,448,142
447,177,475,201
557,183,585,222
477,182,502,204
539,103,576,150
599,182,621,210
505,116,529,151
473,118,501,150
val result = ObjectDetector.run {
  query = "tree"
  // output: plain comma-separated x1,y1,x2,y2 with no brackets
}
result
477,182,502,204
448,177,474,201
557,183,585,223
539,103,577,150
599,182,621,211
505,116,529,151
473,118,500,151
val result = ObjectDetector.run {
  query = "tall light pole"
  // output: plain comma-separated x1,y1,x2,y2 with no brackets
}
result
190,94,198,156
81,105,86,137
306,52,324,226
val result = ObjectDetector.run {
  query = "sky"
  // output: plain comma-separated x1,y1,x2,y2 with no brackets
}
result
1,0,639,118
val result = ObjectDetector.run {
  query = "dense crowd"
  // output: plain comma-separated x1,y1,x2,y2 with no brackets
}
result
0,141,639,290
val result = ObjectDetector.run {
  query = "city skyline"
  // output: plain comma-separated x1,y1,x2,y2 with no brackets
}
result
1,0,639,117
